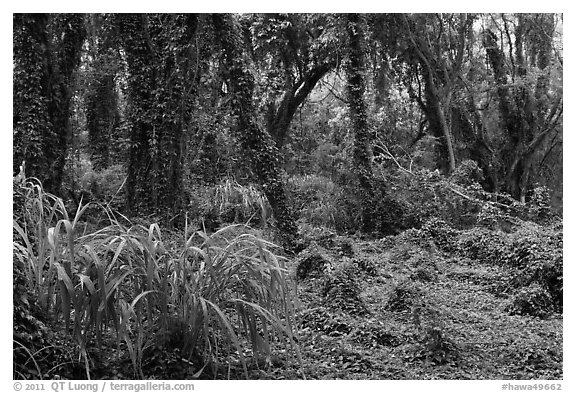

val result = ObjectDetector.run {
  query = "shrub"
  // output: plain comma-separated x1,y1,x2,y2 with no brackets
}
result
410,266,438,283
188,178,270,231
526,186,553,222
456,227,510,265
476,203,504,230
79,164,126,207
352,257,379,276
536,256,563,311
351,321,402,347
318,236,355,258
286,174,354,232
322,262,367,315
297,224,337,245
287,173,414,235
13,175,98,379
369,186,414,236
287,172,423,236
506,226,561,268
288,174,337,204
298,307,353,337
450,159,484,187
62,157,127,216
13,245,60,379
295,243,333,281
187,184,219,231
392,228,434,253
379,166,481,229
456,223,563,311
411,305,459,365
408,252,440,271
507,227,563,310
386,280,423,312
213,178,269,225
506,283,554,318
420,217,458,252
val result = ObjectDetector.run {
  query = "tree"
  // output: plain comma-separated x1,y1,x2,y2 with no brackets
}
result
366,13,561,201
345,14,376,233
114,14,198,219
483,13,562,201
369,14,482,175
13,14,51,181
84,14,122,171
13,14,86,194
211,14,300,252
248,14,341,150
401,14,474,174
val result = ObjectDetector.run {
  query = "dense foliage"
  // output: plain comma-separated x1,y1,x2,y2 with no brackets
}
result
13,13,562,380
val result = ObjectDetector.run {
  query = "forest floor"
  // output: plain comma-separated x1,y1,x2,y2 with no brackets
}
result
219,227,563,380
17,221,562,381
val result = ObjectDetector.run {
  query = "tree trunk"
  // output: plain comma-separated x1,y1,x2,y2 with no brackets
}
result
13,14,52,181
429,82,456,174
13,14,86,195
47,14,86,195
265,63,333,149
345,13,376,233
402,14,458,174
212,14,300,252
450,104,498,191
483,24,553,201
116,14,196,220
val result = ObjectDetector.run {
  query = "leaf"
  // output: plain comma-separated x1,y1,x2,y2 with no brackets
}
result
54,262,75,329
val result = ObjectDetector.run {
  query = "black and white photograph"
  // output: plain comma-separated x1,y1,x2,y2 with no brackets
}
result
12,11,564,388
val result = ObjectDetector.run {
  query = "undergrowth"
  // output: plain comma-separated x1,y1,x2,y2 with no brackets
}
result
13,174,301,379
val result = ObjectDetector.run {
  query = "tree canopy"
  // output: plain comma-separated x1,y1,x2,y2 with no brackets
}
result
13,12,563,235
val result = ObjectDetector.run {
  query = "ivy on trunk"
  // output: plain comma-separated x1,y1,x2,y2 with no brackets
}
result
115,14,197,220
212,14,300,252
13,14,86,195
345,14,376,234
483,14,560,202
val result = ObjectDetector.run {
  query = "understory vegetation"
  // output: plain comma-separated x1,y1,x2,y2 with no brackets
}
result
14,13,562,381
13,158,562,379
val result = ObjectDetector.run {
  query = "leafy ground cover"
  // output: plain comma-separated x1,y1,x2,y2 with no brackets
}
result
274,226,562,380
14,217,562,379
13,176,562,380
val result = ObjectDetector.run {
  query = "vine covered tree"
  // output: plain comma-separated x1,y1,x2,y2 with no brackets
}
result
483,13,562,201
114,14,198,218
211,13,300,251
345,14,375,233
13,13,86,194
248,14,341,150
372,13,474,174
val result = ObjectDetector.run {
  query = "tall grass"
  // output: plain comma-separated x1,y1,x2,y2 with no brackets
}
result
212,178,270,226
13,175,301,379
